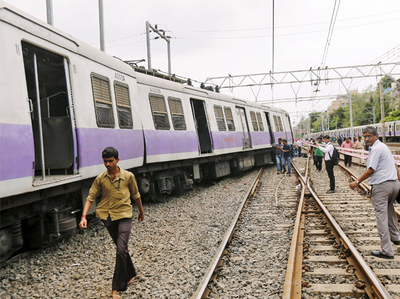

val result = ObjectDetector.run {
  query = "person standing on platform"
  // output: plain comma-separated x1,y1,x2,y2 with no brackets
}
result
79,147,145,299
316,135,336,193
354,136,364,150
313,136,324,171
341,137,354,167
337,136,343,147
296,139,303,157
281,139,292,176
349,126,400,259
275,138,284,174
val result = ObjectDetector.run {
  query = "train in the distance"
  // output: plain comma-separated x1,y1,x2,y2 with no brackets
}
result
304,121,400,142
0,1,294,262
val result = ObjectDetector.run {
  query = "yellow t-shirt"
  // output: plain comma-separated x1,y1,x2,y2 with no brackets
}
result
87,168,141,221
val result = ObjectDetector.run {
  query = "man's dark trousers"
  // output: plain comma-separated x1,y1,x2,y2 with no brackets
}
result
325,160,335,190
103,216,136,291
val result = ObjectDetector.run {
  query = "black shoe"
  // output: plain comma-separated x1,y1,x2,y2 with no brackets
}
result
277,172,280,175
371,250,394,259
326,189,336,194
392,240,400,245
288,174,291,177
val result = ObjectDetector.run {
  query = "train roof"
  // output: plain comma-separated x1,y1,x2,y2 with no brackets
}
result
0,0,289,116
0,0,134,75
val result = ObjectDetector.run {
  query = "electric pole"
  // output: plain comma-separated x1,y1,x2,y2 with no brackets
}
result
380,81,386,143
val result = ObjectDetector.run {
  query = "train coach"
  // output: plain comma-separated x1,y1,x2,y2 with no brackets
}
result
304,120,400,142
0,1,293,262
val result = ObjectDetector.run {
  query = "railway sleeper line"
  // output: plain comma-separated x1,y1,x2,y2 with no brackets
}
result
285,156,400,298
193,166,301,298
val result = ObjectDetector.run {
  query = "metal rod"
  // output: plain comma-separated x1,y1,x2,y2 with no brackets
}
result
46,0,53,26
380,81,386,143
33,53,46,180
146,21,151,70
98,0,105,52
348,93,354,139
167,40,171,75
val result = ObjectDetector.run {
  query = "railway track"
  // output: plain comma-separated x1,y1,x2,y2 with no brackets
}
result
284,156,400,298
192,165,300,298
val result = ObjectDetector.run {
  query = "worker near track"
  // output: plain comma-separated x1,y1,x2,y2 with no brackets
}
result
316,135,336,193
296,139,303,157
349,126,400,259
275,138,284,174
79,147,145,299
312,136,324,171
354,136,364,150
341,137,354,167
281,139,292,176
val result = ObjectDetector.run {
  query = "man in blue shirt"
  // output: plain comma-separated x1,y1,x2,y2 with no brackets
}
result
349,126,400,259
281,139,292,177
275,138,284,174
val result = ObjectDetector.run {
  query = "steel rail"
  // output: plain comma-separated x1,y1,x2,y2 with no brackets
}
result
339,164,400,219
191,167,264,299
282,158,309,298
302,169,392,299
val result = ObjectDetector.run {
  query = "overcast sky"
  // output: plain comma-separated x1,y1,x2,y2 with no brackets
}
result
4,0,400,124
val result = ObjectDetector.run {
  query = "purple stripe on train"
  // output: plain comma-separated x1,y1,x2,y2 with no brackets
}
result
144,130,199,155
210,131,243,150
76,128,144,168
0,123,34,181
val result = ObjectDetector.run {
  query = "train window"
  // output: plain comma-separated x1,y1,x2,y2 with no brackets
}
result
250,111,259,131
92,75,115,127
114,82,133,129
214,105,226,131
168,97,186,130
224,107,235,131
256,112,264,131
277,116,284,132
149,94,170,130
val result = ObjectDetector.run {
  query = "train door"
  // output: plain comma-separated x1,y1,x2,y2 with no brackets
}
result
264,112,274,144
190,98,212,154
236,107,251,149
22,42,76,181
286,114,294,143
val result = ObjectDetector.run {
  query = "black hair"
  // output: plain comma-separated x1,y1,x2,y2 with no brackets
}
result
102,147,119,159
283,139,287,142
323,135,330,139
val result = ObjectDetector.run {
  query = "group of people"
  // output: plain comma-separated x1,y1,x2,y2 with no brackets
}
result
288,127,400,260
78,125,399,299
275,138,293,176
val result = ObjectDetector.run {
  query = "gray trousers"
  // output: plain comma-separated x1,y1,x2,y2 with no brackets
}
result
371,180,400,256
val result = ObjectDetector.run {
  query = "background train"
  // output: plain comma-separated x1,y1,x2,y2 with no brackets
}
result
304,121,400,141
0,1,293,262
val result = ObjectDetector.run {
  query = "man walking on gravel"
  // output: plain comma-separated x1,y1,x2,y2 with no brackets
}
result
79,147,145,298
316,135,336,193
296,139,303,157
275,138,284,174
349,126,400,259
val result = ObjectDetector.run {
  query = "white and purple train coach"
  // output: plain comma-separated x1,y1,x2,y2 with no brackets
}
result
0,1,293,262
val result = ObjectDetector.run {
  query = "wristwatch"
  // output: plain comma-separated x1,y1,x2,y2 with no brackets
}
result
356,180,360,184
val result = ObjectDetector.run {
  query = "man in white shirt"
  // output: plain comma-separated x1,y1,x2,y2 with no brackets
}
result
349,126,400,259
296,139,303,157
316,135,336,193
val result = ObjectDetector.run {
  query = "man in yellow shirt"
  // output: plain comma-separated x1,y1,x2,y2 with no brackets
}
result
79,147,144,299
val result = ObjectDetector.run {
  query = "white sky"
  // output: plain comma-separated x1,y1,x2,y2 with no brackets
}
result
4,0,400,125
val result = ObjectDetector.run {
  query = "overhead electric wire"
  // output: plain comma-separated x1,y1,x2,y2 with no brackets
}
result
320,0,341,69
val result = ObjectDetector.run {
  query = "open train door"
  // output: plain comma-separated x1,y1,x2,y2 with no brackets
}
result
264,112,275,144
236,107,251,149
22,42,77,182
191,98,212,154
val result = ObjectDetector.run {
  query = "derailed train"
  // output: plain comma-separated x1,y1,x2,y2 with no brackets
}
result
0,1,294,262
